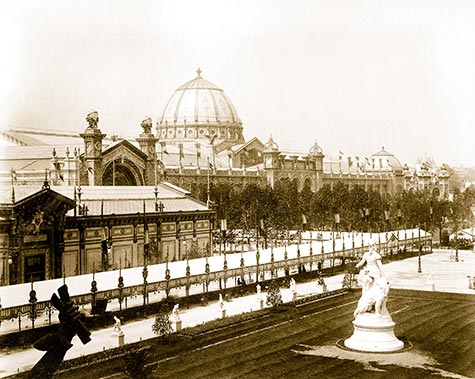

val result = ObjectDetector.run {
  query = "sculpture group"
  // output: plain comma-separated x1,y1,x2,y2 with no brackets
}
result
353,243,390,318
345,241,404,352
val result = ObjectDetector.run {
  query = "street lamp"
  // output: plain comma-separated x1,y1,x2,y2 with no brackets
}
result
143,201,149,305
418,226,422,273
334,213,340,237
429,201,433,253
453,194,460,263
454,223,459,263
183,237,191,297
397,208,402,253
183,237,188,267
384,210,390,257
365,208,371,236
333,213,340,273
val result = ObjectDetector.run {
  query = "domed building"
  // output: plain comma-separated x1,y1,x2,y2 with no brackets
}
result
0,69,450,198
158,68,244,147
0,69,452,285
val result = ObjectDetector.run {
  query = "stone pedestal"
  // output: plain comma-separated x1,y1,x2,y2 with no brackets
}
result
344,313,404,352
292,292,297,301
424,282,435,291
174,320,182,332
259,299,264,309
220,309,226,319
112,331,125,347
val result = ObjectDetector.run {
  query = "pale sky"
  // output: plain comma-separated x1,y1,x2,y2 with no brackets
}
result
1,0,474,167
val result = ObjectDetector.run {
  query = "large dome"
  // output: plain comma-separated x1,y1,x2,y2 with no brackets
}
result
158,69,244,144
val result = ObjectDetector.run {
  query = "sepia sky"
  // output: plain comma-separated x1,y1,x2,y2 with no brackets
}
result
1,0,475,167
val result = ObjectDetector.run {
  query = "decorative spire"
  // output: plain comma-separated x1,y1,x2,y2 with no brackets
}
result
264,134,279,152
196,67,202,78
309,140,323,156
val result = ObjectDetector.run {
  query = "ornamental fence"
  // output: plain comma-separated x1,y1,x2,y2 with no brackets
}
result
0,229,430,333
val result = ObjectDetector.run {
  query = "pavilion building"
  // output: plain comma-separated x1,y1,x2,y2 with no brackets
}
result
0,69,450,285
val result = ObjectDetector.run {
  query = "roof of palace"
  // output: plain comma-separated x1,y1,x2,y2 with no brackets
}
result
0,183,209,215
158,69,241,128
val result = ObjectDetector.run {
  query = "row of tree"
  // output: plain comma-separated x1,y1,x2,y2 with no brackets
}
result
199,179,475,239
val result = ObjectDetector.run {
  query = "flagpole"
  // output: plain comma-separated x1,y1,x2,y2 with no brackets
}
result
207,156,211,207
77,148,81,214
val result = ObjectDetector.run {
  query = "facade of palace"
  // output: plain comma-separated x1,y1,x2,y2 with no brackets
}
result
0,69,450,198
0,69,451,285
0,183,213,286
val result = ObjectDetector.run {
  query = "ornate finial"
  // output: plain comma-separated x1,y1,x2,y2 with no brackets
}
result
264,135,279,152
52,148,57,157
10,168,16,203
309,140,323,156
42,168,50,189
196,67,202,77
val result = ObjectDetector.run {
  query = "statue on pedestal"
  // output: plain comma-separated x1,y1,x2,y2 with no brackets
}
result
172,304,180,322
353,244,389,318
112,316,123,336
289,278,296,293
344,241,404,352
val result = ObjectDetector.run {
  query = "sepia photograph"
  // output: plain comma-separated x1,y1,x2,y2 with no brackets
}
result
0,1,474,378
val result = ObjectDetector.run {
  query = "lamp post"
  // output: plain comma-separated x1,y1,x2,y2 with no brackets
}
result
309,231,313,272
270,239,275,279
365,208,371,236
453,194,459,263
143,201,149,305
184,237,190,297
333,213,340,273
165,246,170,298
418,226,422,273
429,201,433,253
384,210,390,257
454,223,459,262
397,208,402,254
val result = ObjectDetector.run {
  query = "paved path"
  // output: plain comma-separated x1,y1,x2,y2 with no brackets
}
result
0,248,474,377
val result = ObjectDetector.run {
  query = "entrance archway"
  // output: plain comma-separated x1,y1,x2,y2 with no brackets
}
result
102,162,141,186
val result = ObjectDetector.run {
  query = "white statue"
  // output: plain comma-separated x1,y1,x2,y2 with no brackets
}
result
353,242,390,318
256,284,261,301
218,294,225,309
289,278,296,293
172,304,180,322
113,316,122,334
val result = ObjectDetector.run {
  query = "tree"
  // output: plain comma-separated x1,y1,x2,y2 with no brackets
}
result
266,280,283,307
330,181,350,230
273,178,300,230
299,184,313,229
348,185,368,231
151,308,173,338
310,183,332,230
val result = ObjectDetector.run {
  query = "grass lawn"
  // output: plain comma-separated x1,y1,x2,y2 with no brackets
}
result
13,289,475,379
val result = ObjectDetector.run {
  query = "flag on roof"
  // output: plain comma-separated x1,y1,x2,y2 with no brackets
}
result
179,143,184,160
80,156,94,174
160,141,169,155
54,161,64,181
